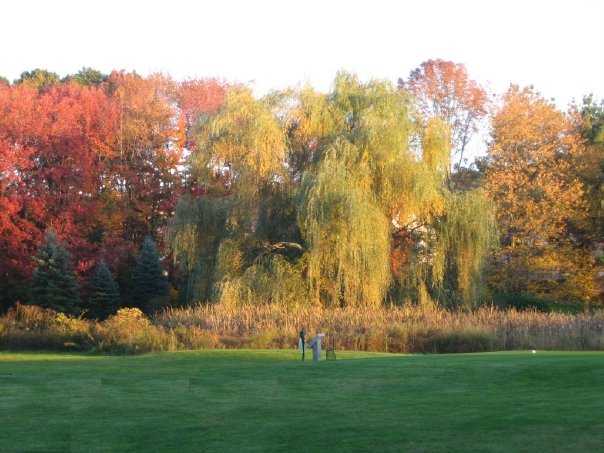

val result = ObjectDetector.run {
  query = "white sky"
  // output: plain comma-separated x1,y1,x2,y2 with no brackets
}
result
2,0,603,157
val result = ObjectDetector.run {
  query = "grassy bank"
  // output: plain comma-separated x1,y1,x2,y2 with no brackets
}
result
1,350,604,452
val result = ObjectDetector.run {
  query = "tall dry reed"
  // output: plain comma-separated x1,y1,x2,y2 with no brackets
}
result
155,303,604,352
2,303,603,353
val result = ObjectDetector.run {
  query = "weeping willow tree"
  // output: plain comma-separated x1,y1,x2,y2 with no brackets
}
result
296,74,455,307
388,112,496,307
190,86,287,200
168,195,232,304
169,72,497,308
216,254,308,307
169,85,306,305
298,140,391,307
431,190,498,307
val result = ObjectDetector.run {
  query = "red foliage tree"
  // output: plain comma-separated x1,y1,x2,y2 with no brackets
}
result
0,82,119,276
177,78,225,149
0,72,226,310
400,59,488,167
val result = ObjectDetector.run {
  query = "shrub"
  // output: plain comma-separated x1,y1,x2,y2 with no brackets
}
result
426,328,495,353
3,303,58,330
493,292,584,314
0,304,92,350
219,336,251,348
93,308,176,354
172,326,219,349
249,328,294,349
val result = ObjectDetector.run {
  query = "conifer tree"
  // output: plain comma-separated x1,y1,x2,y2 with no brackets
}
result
87,260,120,319
132,236,169,314
30,231,81,314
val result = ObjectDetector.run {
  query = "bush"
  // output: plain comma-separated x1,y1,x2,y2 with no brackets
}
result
219,335,251,348
0,304,92,350
493,292,584,314
3,303,58,330
248,328,294,349
172,326,219,349
426,328,495,353
92,308,176,354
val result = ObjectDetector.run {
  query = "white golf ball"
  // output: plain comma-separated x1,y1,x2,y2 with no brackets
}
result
531,350,536,354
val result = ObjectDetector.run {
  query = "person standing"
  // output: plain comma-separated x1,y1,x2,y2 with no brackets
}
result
299,328,306,361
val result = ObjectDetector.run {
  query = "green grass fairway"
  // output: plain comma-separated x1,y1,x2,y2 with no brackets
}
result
1,350,603,452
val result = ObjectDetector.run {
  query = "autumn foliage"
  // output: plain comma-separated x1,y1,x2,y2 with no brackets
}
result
0,62,602,316
0,72,225,310
400,59,488,167
485,86,598,302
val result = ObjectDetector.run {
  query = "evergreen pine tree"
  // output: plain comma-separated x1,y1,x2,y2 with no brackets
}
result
132,236,169,314
30,231,81,314
87,260,120,319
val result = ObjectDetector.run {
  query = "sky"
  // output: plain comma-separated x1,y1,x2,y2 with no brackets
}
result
2,0,603,156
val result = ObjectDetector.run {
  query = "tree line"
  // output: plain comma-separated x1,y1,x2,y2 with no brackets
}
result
0,61,602,317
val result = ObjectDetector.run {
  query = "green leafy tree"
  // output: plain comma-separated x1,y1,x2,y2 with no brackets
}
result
14,69,59,90
132,236,169,313
30,231,81,314
66,67,107,86
87,260,120,319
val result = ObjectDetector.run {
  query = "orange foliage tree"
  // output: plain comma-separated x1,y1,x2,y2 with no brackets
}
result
485,86,598,303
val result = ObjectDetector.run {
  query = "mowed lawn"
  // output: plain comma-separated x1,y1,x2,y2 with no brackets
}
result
1,350,603,452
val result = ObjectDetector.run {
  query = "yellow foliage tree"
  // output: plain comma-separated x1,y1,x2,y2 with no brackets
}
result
170,74,497,308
